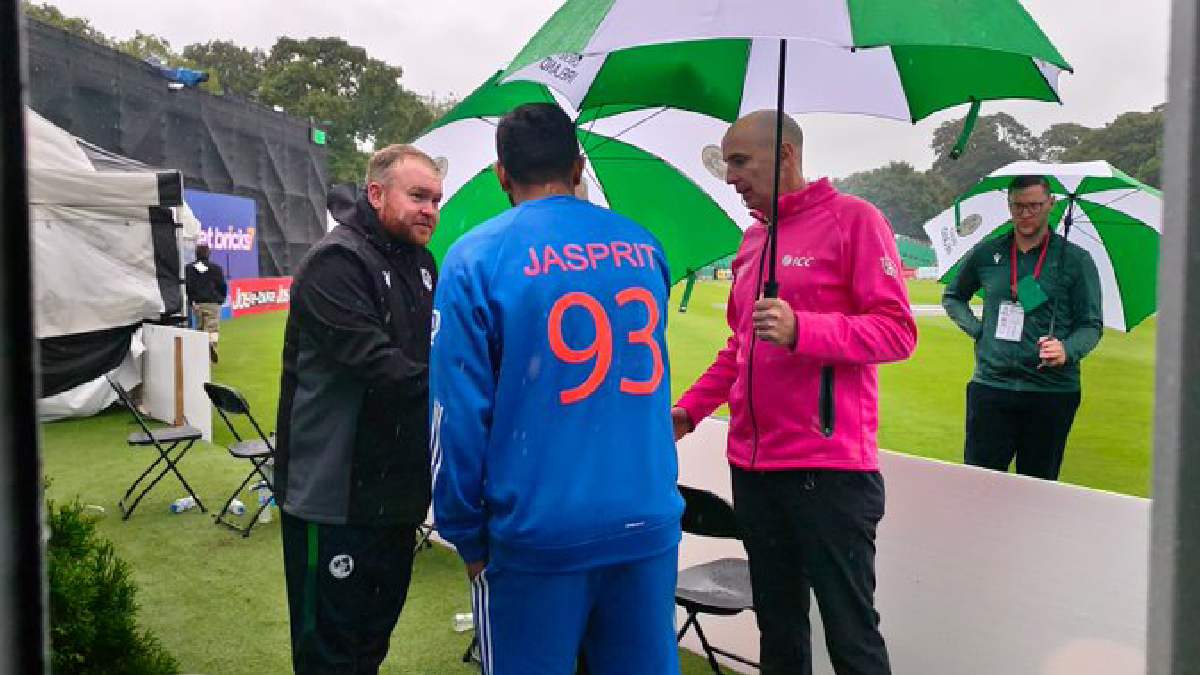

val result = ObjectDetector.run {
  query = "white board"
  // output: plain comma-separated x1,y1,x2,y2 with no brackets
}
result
676,418,1148,675
140,324,212,441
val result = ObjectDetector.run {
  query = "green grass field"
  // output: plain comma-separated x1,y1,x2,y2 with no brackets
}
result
41,278,1154,673
904,278,946,306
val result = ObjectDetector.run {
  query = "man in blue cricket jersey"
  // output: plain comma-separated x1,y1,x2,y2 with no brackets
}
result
431,103,684,674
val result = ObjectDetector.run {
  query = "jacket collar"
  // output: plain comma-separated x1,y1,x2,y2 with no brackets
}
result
751,178,838,224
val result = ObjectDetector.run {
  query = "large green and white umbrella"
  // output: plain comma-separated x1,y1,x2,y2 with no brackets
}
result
503,0,1070,127
923,161,1162,332
414,73,747,284
500,0,1072,294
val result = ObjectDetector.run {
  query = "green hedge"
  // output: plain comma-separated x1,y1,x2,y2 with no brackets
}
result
48,500,179,675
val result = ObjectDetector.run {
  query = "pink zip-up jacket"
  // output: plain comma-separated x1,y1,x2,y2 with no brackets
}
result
677,179,917,471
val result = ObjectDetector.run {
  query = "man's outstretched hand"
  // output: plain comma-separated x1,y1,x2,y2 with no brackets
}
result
672,407,692,442
466,560,485,581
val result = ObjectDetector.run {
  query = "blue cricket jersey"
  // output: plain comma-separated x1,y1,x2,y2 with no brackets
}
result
431,195,683,573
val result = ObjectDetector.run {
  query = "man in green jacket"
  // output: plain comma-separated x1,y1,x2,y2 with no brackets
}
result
942,175,1103,481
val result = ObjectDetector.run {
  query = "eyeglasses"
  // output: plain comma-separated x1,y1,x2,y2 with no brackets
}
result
1009,200,1049,215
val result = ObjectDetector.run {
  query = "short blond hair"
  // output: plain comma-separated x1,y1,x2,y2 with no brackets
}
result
365,144,437,185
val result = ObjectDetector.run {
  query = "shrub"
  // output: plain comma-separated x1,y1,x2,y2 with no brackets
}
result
48,500,179,675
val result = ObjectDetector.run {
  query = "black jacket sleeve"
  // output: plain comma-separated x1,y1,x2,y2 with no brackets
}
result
215,264,227,301
293,247,426,390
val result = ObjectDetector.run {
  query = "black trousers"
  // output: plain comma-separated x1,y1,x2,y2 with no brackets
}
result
964,381,1082,481
731,466,890,675
281,511,418,675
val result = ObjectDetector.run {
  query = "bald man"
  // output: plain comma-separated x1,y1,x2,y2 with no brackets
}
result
672,111,916,675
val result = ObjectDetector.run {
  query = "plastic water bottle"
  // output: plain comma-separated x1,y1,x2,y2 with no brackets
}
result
453,612,474,633
256,491,275,524
229,498,246,516
169,496,197,513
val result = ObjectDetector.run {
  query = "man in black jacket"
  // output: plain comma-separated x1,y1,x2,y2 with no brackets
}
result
275,144,443,674
184,243,227,363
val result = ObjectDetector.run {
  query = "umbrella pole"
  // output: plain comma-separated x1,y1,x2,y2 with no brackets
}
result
679,269,698,313
764,38,787,299
1038,195,1074,370
1047,195,1076,339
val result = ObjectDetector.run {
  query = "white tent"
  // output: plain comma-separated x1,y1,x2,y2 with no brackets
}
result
27,108,199,418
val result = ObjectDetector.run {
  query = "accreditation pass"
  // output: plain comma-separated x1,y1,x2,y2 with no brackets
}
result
995,301,1024,342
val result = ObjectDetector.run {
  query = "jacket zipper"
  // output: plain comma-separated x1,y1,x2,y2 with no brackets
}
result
746,229,770,468
819,366,835,438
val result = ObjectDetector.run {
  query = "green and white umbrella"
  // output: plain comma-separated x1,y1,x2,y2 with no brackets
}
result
414,73,748,284
923,161,1163,332
500,0,1072,294
503,0,1070,128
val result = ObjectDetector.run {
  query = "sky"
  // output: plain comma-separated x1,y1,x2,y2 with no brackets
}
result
38,0,1173,178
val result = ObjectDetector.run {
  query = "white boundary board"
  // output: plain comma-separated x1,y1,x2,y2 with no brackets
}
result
140,324,212,441
676,418,1148,675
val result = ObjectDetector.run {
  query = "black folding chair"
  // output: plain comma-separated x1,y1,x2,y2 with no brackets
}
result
105,375,205,519
676,485,759,674
415,521,436,553
203,382,276,537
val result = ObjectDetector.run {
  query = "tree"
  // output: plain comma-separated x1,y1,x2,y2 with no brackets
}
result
181,41,265,98
21,1,111,46
113,30,174,61
1039,122,1092,162
1061,105,1164,187
835,162,952,241
22,3,439,184
422,93,461,121
259,37,434,184
929,112,1040,196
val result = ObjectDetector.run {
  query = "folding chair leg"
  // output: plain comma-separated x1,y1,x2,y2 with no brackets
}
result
677,611,697,642
120,453,169,519
414,523,435,553
463,635,479,665
215,459,273,537
686,611,725,675
120,440,205,519
157,441,206,513
214,469,256,536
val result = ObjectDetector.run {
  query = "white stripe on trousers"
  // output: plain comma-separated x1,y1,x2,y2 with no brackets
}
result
429,401,444,490
471,571,494,674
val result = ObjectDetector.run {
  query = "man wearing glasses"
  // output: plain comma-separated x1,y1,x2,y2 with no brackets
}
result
942,175,1103,481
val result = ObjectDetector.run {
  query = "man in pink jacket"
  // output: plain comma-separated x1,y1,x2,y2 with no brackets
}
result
672,111,917,675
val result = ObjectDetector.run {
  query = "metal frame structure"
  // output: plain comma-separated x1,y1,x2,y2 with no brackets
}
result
1,0,48,671
1149,0,1200,673
1,0,1198,673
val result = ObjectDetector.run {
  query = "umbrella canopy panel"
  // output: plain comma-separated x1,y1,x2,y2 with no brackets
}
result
502,0,1071,123
414,78,752,284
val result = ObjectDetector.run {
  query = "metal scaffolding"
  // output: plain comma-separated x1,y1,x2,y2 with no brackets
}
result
0,0,48,672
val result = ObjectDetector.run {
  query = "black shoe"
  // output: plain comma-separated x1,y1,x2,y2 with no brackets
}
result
209,345,219,363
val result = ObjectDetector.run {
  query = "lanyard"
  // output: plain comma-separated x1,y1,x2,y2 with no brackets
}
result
1010,233,1050,300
